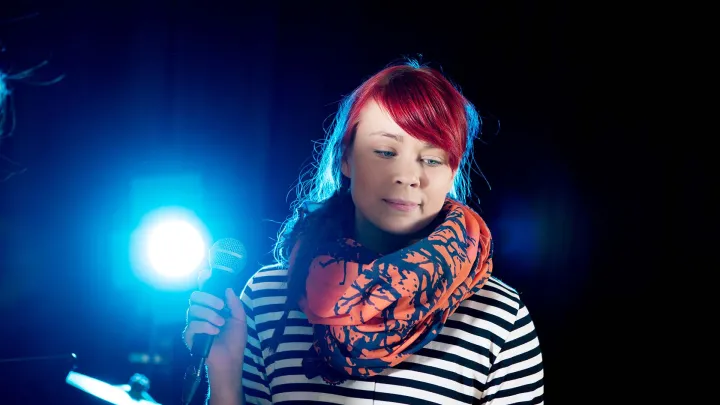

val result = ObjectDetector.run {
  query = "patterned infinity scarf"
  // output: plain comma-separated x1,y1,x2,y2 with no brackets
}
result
290,198,494,385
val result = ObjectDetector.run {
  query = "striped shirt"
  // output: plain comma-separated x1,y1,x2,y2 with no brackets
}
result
239,266,544,404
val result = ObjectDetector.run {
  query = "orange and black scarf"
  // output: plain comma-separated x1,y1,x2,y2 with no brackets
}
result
290,198,494,385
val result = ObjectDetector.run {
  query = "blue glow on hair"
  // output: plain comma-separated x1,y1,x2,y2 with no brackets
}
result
0,70,10,140
0,71,8,113
0,61,64,181
272,59,484,264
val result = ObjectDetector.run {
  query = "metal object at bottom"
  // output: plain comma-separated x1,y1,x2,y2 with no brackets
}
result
66,371,161,405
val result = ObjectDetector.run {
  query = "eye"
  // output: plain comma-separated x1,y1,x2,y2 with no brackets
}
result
374,150,396,158
423,158,444,167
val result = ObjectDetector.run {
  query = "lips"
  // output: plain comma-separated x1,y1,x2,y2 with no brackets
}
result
383,199,419,212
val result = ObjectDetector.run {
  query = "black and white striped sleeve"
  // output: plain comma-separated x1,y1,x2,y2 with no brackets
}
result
240,279,272,405
480,301,544,404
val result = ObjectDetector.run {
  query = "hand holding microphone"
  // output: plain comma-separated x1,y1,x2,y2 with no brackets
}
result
183,269,247,367
181,238,248,405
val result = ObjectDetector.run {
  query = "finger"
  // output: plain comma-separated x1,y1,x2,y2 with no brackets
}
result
187,304,226,327
225,288,245,316
184,320,220,348
189,291,225,311
198,268,211,288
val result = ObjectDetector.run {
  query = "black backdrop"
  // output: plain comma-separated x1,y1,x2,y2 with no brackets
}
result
0,2,669,404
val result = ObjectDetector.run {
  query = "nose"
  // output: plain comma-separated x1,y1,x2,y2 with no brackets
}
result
393,168,421,188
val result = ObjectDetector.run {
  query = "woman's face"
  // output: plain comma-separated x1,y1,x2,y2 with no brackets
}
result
341,99,456,236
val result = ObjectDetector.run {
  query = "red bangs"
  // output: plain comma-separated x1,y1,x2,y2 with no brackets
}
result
344,66,468,170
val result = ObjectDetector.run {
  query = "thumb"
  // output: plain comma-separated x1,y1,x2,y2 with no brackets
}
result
225,288,245,318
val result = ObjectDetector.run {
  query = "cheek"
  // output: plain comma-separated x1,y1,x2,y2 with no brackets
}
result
428,170,454,196
349,161,386,215
423,191,446,213
351,159,382,188
424,174,453,204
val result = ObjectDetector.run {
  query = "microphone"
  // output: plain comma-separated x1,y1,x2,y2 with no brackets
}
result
182,238,247,405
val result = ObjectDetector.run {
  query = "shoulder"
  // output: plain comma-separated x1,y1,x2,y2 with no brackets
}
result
242,263,288,289
470,279,544,399
474,276,525,313
462,276,537,336
240,264,289,308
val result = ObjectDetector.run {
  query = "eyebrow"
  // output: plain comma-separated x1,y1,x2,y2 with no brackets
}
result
369,131,436,149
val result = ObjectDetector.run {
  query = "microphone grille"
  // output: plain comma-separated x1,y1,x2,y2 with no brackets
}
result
208,238,247,274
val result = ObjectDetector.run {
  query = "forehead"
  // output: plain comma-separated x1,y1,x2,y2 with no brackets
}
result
355,100,438,149
356,100,408,138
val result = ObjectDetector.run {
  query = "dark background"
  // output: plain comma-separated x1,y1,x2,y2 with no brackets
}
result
0,1,666,404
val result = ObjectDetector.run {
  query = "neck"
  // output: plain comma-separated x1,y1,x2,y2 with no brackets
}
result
353,210,440,255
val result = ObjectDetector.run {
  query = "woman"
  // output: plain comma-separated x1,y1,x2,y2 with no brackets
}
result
184,60,545,404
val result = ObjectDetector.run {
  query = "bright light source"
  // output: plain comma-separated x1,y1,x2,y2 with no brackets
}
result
146,219,205,279
130,207,209,290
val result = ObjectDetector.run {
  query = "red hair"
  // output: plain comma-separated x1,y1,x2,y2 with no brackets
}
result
342,65,470,170
273,60,481,268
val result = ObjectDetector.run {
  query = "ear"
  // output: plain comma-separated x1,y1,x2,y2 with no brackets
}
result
341,155,351,179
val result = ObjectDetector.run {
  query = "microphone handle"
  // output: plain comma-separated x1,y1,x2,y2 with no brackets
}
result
183,267,238,405
190,267,237,357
